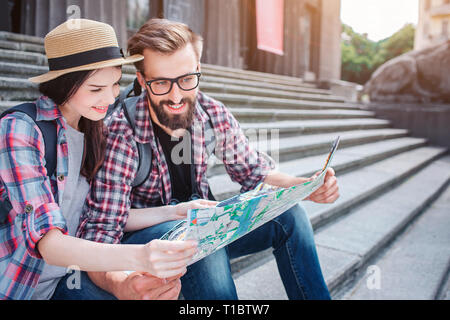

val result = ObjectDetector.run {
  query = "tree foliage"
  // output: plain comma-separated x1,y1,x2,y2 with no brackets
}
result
341,23,415,85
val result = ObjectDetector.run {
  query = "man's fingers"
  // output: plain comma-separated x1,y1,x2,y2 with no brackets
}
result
312,176,337,197
154,267,188,279
141,279,181,300
147,279,181,300
310,185,339,203
155,281,182,300
325,167,335,177
314,183,339,198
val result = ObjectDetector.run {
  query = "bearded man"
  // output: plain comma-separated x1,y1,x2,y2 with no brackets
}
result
75,19,339,300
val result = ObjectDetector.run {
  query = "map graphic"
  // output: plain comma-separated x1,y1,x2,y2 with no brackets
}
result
161,136,340,265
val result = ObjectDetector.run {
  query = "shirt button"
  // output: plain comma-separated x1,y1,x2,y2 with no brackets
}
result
25,204,33,213
57,174,65,182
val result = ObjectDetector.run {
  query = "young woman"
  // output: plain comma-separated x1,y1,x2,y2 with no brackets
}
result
0,19,213,300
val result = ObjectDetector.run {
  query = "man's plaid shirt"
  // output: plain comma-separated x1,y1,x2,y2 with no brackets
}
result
77,91,275,244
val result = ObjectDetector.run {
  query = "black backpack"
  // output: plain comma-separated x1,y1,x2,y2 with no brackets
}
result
0,103,57,223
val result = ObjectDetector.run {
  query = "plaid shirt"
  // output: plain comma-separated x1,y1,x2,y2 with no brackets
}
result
0,97,69,300
78,91,275,244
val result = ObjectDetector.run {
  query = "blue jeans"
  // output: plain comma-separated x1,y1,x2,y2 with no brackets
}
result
52,204,330,300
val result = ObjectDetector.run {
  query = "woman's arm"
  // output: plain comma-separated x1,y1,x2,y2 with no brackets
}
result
37,229,144,272
37,229,198,278
125,199,218,232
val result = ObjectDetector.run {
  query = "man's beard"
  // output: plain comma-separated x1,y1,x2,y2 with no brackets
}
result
148,96,196,130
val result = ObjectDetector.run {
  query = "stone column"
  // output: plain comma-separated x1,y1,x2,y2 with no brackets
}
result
317,0,341,81
20,0,128,49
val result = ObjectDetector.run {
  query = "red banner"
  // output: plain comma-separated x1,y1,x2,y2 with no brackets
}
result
256,0,284,56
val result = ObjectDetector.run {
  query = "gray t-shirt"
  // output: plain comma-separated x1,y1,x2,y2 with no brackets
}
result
31,124,90,300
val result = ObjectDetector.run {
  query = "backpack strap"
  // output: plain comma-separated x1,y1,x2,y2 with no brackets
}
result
122,96,153,188
199,103,216,157
0,103,57,223
0,103,57,178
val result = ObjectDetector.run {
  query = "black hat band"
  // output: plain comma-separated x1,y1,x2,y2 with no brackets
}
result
47,46,124,71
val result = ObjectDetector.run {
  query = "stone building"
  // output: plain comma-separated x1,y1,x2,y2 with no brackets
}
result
414,0,450,50
0,0,341,82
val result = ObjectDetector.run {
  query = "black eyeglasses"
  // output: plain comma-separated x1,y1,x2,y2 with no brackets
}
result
144,72,201,96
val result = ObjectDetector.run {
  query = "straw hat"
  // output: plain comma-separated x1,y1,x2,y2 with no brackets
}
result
29,19,144,83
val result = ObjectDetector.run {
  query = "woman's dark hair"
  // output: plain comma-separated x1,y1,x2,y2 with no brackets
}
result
38,70,107,182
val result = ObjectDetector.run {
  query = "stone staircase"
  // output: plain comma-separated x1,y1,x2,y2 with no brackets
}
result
1,31,449,300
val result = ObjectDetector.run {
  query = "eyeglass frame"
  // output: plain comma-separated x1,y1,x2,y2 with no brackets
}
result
142,71,202,96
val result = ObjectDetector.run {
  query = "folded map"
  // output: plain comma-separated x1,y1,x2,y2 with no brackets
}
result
160,136,341,265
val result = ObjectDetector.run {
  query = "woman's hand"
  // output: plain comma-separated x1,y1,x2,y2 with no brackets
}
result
140,239,198,278
172,199,218,220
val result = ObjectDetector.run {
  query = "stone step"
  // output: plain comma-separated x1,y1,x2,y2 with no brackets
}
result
239,118,390,137
198,82,345,103
1,103,376,136
223,108,375,122
208,92,365,111
0,29,308,87
121,68,332,96
302,146,448,230
0,62,343,104
0,29,332,94
341,183,450,300
0,49,47,68
0,39,45,54
0,99,375,124
0,100,21,113
0,31,44,45
119,72,327,96
0,61,337,107
233,152,450,299
200,63,318,89
208,135,425,200
314,153,450,296
201,75,333,96
0,76,38,101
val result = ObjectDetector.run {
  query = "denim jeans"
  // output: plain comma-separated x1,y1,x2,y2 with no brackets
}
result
51,203,330,300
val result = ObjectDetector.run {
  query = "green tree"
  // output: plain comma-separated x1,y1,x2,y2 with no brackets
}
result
377,23,416,63
341,23,415,85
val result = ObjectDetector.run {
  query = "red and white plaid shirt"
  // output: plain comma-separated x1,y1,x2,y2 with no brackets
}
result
77,91,275,244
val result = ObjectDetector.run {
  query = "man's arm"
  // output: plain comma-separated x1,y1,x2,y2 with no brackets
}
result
264,168,340,204
87,271,182,300
206,95,339,203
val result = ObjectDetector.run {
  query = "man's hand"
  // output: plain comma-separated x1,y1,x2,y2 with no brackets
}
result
306,168,339,203
115,272,183,300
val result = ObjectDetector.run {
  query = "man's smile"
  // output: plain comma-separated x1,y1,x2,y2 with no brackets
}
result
166,101,187,114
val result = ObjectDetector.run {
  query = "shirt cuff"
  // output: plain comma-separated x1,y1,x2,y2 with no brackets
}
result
21,202,68,259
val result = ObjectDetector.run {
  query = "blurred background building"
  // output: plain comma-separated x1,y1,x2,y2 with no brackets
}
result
415,0,450,49
0,0,342,82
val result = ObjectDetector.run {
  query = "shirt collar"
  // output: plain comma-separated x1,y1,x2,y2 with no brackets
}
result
35,96,63,121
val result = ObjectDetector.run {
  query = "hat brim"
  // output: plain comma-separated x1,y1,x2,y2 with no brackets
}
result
28,54,144,83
